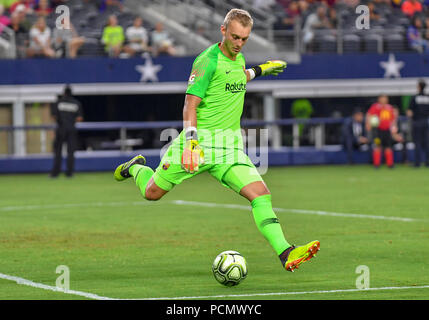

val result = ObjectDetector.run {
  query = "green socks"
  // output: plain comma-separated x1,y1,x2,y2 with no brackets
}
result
129,164,154,199
251,194,291,255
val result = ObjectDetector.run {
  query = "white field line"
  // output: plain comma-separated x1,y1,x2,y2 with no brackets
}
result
1,271,428,300
172,200,418,222
140,285,429,300
0,272,115,300
0,199,419,222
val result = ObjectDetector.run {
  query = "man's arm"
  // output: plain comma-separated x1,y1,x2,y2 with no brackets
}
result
183,94,201,129
181,94,204,174
246,60,287,82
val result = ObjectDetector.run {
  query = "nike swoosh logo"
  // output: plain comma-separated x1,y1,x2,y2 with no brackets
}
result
225,70,232,74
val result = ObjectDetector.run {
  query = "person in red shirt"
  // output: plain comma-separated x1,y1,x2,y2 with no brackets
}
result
401,0,423,18
366,95,397,168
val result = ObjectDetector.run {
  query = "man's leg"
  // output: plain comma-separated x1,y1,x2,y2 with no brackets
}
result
221,164,319,272
66,130,77,177
130,165,170,201
51,130,64,177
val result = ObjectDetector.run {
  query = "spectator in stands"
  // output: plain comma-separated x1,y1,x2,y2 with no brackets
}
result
123,16,150,57
50,85,83,178
151,21,176,56
52,15,85,58
275,1,301,30
368,1,382,23
101,14,124,57
14,3,31,30
401,0,423,17
98,0,124,13
302,5,333,50
0,4,11,33
341,108,369,164
27,16,55,58
35,0,52,17
9,10,28,58
407,16,429,53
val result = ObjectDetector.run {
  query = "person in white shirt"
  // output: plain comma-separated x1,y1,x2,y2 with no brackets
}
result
27,16,55,58
150,21,176,56
123,16,150,57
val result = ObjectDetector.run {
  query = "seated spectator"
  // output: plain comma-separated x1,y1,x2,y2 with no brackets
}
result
101,14,124,57
302,5,333,50
123,16,150,57
53,15,85,58
35,0,52,17
368,2,381,23
407,16,429,53
0,4,11,33
275,1,301,30
9,10,28,58
401,0,423,17
14,3,31,30
341,109,369,164
151,21,176,56
27,16,55,58
99,0,124,13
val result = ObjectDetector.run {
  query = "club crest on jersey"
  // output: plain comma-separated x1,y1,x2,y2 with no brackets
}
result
162,162,170,170
225,82,246,93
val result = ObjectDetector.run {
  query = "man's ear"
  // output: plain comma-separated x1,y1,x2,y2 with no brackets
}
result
220,24,226,37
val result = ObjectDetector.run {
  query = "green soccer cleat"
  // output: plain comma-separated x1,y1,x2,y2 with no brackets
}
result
283,240,320,272
114,154,146,181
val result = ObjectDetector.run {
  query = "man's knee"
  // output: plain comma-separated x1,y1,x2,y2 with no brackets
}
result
144,180,168,201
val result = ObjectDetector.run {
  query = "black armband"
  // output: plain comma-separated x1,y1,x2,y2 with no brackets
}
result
251,65,262,78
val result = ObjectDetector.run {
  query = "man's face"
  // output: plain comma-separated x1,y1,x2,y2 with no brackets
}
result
378,95,388,105
221,19,251,57
353,112,363,123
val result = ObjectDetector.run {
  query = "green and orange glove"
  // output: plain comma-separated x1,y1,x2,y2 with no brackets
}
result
181,127,204,174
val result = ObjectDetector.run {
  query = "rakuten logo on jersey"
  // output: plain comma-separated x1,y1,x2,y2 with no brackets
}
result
225,82,246,93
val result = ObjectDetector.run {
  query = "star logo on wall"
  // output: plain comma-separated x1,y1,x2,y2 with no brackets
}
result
135,53,163,82
379,54,404,78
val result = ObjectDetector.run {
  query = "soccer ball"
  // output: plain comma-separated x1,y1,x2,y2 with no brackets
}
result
370,115,380,128
212,250,248,286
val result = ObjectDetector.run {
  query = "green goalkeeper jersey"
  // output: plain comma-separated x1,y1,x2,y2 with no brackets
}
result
185,43,247,151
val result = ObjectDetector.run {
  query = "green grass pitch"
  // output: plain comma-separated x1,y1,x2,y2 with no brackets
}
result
0,164,428,300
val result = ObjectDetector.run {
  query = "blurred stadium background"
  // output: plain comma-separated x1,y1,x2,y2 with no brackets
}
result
0,0,427,171
0,0,429,301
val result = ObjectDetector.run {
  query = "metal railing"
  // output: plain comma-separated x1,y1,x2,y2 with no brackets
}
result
0,117,348,156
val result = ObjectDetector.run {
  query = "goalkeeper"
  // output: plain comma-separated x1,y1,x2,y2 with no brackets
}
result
114,9,320,272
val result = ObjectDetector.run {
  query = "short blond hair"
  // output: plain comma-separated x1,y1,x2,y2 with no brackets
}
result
223,8,253,29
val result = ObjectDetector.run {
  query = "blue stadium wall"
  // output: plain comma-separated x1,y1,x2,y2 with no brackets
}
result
0,53,427,84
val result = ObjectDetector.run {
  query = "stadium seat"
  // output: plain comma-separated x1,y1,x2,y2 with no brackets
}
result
316,34,337,53
342,34,361,53
384,33,406,52
362,33,382,53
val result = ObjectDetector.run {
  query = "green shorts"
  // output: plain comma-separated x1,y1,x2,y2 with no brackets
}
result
153,141,263,193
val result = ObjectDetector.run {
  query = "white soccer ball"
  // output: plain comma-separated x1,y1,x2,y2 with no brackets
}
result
212,250,248,286
370,115,380,128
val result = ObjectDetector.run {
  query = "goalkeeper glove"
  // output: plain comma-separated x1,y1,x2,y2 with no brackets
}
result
249,60,287,79
181,127,204,174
